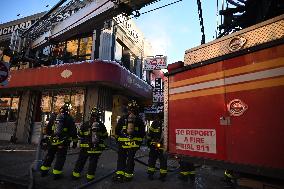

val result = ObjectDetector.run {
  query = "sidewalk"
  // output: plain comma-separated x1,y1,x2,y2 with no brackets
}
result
0,140,36,188
0,140,253,189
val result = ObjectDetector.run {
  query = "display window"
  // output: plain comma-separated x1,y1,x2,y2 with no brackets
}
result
0,96,20,123
79,37,92,56
41,88,85,123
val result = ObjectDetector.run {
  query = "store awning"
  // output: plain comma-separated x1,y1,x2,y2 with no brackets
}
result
1,61,152,98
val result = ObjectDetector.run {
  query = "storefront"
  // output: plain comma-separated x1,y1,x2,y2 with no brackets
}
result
0,8,153,143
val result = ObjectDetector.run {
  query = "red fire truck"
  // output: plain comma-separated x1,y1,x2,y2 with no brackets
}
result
164,15,284,180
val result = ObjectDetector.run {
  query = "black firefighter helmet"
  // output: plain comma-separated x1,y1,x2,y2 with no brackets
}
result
90,107,102,118
127,100,139,113
60,102,72,114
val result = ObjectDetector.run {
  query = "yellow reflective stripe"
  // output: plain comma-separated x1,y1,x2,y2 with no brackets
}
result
72,171,80,178
40,166,50,171
80,143,90,147
51,141,64,145
160,169,167,174
189,171,196,175
83,131,90,135
86,174,95,179
98,144,105,147
122,145,132,148
147,167,155,172
180,171,190,176
122,126,127,129
124,173,134,178
52,169,62,175
87,150,102,154
133,137,142,142
225,170,233,178
63,128,68,132
149,127,160,133
116,171,124,175
118,137,130,142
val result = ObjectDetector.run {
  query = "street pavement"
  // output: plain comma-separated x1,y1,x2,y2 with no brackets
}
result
0,140,252,189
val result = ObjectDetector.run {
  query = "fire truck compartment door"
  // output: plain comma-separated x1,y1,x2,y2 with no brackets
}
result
223,45,284,170
168,60,227,161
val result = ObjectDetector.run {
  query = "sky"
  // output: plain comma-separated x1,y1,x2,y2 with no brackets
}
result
0,0,219,64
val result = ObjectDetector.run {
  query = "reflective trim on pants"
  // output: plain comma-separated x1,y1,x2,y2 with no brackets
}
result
180,171,195,176
224,170,233,178
86,174,95,180
147,167,156,173
72,171,80,178
115,171,125,175
52,169,63,175
40,165,50,171
124,173,134,178
87,150,102,154
160,169,167,174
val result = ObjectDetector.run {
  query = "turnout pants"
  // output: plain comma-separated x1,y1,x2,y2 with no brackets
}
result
116,147,138,179
73,148,101,180
40,144,68,175
179,160,195,178
147,146,167,176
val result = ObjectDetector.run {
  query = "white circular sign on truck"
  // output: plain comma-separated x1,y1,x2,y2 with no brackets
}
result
227,99,248,116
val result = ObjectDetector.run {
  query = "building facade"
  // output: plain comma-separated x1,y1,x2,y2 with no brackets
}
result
0,2,153,143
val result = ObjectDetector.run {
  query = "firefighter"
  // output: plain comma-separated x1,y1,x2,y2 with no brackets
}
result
113,100,146,182
40,102,78,180
178,160,196,183
146,112,167,181
71,107,108,182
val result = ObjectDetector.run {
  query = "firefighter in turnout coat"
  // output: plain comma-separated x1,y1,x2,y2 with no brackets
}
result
40,102,78,180
147,112,167,181
72,107,108,181
113,100,146,182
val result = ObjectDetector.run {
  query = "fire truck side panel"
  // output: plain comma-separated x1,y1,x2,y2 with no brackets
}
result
168,61,227,160
225,87,284,169
223,44,284,169
168,43,284,171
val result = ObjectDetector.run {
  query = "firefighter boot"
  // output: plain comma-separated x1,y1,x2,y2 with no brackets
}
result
124,173,134,182
71,171,80,180
112,173,124,183
86,174,95,182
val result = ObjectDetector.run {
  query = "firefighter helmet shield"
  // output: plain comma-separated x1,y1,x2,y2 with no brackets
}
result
60,102,72,113
127,100,139,112
90,107,102,118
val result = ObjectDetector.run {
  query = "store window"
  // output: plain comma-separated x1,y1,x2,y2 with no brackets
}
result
67,39,79,56
115,41,123,62
0,96,20,123
79,37,92,56
41,88,85,123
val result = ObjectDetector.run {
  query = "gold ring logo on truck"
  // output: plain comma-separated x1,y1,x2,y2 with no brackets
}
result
227,99,248,116
228,36,247,52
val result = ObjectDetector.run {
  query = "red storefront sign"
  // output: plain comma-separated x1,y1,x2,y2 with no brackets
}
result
1,61,152,98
